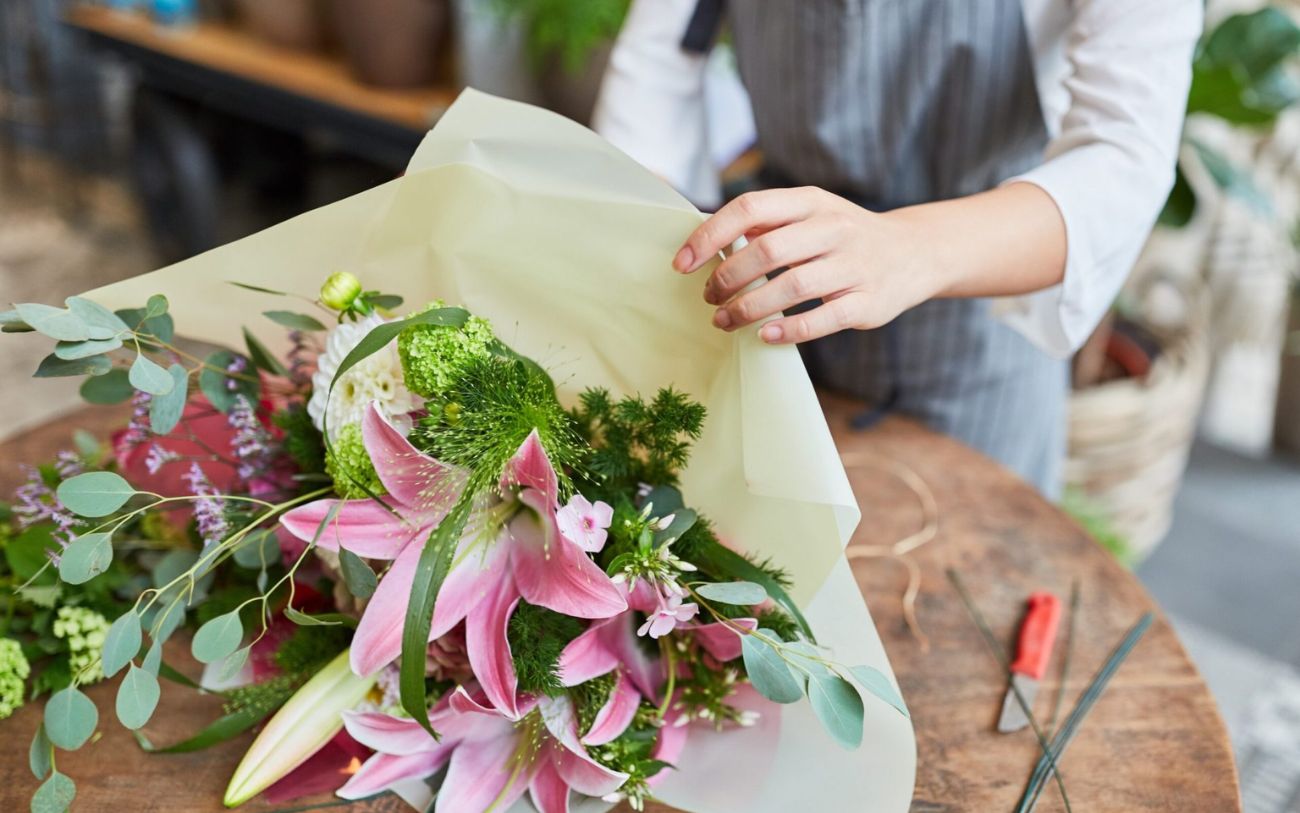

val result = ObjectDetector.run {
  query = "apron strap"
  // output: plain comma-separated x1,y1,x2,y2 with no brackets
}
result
681,0,726,54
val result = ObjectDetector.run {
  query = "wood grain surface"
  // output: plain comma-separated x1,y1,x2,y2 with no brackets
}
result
0,396,1241,812
64,6,456,131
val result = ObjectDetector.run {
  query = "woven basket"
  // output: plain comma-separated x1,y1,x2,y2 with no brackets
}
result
1064,292,1212,561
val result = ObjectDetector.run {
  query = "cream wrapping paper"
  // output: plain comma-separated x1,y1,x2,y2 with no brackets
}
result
87,90,915,812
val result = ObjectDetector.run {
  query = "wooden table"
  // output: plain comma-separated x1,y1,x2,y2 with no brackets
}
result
0,397,1241,812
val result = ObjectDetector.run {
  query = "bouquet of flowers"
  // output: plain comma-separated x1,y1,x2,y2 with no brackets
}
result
0,91,915,813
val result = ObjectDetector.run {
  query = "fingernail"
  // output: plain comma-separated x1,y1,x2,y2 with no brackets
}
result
760,323,783,343
673,246,694,273
703,286,718,306
713,309,732,329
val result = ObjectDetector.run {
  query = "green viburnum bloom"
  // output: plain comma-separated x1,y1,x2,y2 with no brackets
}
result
52,605,111,685
397,302,496,399
0,638,31,719
325,422,384,499
320,271,363,312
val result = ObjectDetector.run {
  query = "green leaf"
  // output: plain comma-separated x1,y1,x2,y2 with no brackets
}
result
654,507,697,545
142,638,163,676
0,309,32,331
740,630,804,704
807,672,865,749
133,704,267,754
366,294,404,310
692,544,815,641
213,646,250,684
848,665,909,718
102,610,142,679
31,770,76,813
243,328,289,376
72,430,101,460
401,497,473,736
57,471,134,517
283,607,358,628
338,547,377,600
29,724,52,780
229,281,289,296
116,665,161,730
641,485,684,517
16,303,105,342
129,353,175,396
44,686,98,750
263,310,327,332
1158,163,1197,228
34,353,112,379
144,294,169,319
1191,139,1271,214
191,611,243,664
56,533,113,585
6,525,60,584
694,580,767,606
198,350,260,413
66,296,129,336
79,369,134,404
148,364,188,435
232,529,280,569
54,337,123,360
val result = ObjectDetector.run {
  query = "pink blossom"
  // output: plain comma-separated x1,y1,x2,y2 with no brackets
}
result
637,593,699,639
555,494,614,553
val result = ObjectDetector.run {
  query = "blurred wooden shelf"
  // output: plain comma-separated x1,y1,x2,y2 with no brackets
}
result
65,5,457,135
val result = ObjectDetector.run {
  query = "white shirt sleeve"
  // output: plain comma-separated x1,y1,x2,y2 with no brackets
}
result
592,0,717,206
1001,0,1203,356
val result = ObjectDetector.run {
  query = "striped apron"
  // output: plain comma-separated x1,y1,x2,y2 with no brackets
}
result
717,0,1069,496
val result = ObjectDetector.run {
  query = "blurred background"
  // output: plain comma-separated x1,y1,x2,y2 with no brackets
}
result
0,0,1298,809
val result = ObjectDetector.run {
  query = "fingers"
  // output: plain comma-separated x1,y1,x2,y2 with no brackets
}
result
674,188,821,274
711,260,838,330
703,218,836,306
757,293,866,345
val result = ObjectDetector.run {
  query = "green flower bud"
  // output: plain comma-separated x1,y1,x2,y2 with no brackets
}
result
320,271,363,312
0,638,30,720
325,422,385,499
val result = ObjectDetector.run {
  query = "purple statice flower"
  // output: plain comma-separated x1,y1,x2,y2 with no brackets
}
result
120,391,153,450
144,445,180,475
227,395,274,482
54,451,84,479
14,465,82,559
183,462,228,548
225,355,248,392
286,330,313,386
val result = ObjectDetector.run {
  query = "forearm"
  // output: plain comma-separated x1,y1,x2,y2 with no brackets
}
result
889,182,1067,301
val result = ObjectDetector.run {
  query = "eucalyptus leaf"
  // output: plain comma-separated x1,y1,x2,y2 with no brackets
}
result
243,328,289,376
263,310,327,332
29,724,52,780
740,630,804,704
31,771,76,813
807,672,865,749
57,471,134,518
54,337,123,360
694,580,767,606
115,665,161,730
15,303,103,342
338,547,377,600
102,610,142,679
35,353,112,379
44,686,98,750
79,369,134,404
144,294,169,319
191,611,243,664
142,637,163,676
66,296,129,335
232,529,280,569
0,309,31,330
848,665,909,718
283,607,358,628
214,646,251,684
640,485,684,517
129,353,176,396
149,364,188,435
72,430,101,461
56,533,113,585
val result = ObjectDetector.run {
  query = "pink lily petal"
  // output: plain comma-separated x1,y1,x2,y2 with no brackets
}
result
538,697,629,797
648,709,689,788
688,618,758,663
500,429,558,504
362,402,463,516
465,569,523,719
557,619,620,687
625,580,661,614
349,542,423,676
429,528,510,640
509,502,627,619
340,710,438,756
529,756,572,813
435,736,532,813
447,686,539,728
581,670,640,746
337,749,452,800
279,499,415,559
607,613,663,700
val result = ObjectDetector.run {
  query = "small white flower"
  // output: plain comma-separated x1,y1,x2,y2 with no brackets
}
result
307,314,419,439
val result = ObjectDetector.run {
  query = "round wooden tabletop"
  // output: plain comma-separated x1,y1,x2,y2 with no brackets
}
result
0,397,1241,813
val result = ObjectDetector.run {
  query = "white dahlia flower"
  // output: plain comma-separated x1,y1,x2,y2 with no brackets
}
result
307,313,418,439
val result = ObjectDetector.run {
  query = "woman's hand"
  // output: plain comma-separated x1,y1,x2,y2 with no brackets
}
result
672,183,1067,344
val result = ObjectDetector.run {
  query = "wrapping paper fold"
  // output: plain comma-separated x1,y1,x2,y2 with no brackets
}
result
87,90,915,813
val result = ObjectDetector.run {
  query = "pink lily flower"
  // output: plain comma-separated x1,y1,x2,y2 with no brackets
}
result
339,686,629,813
555,494,614,553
